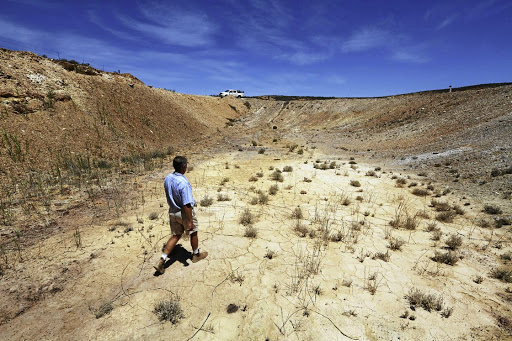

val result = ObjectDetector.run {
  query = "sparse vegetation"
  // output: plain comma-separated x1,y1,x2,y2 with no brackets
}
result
291,206,303,219
93,301,113,319
239,208,255,226
270,170,284,182
388,237,405,251
412,188,428,196
244,225,258,238
283,165,293,172
200,195,214,207
406,288,449,315
490,268,512,283
153,296,184,324
445,234,462,250
350,180,361,187
436,211,456,223
217,193,231,201
432,250,459,266
268,184,279,195
483,204,502,215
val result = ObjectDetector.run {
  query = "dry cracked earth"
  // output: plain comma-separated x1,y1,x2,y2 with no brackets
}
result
0,49,511,340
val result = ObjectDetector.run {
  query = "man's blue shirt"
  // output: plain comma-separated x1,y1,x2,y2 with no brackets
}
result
164,172,195,213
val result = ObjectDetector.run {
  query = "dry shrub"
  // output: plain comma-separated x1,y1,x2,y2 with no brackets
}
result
432,250,459,266
388,237,405,251
294,222,309,237
153,296,184,324
436,211,456,223
426,221,438,231
217,193,231,201
404,215,419,230
395,178,407,187
350,180,361,187
268,184,279,195
373,251,390,262
270,170,284,182
366,170,376,177
329,230,344,242
239,208,254,225
490,268,512,283
412,188,428,196
291,206,303,219
406,288,447,314
94,302,113,319
445,234,462,250
244,225,258,238
200,195,214,207
431,228,443,241
264,248,277,259
258,192,269,204
283,165,293,172
148,212,159,220
431,199,451,211
483,205,502,215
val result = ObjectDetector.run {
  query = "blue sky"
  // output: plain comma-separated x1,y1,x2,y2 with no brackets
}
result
1,0,511,97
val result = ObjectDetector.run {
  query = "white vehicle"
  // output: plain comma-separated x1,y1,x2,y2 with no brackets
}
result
219,89,245,98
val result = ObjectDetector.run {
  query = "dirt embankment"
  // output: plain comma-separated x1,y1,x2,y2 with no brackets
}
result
236,86,512,203
0,48,246,178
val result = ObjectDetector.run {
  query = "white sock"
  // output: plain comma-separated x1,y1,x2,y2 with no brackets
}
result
161,253,168,260
193,249,199,255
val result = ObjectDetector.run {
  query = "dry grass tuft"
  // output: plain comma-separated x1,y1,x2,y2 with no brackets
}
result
94,302,113,319
217,193,231,201
490,268,512,283
483,204,502,215
268,184,279,195
270,170,284,182
200,195,214,207
350,180,361,187
432,250,459,266
153,296,184,324
406,288,447,314
239,208,255,225
291,206,303,219
244,225,258,238
388,237,405,251
445,234,462,250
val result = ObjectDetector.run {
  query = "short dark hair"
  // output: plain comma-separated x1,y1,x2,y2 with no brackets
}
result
173,156,188,172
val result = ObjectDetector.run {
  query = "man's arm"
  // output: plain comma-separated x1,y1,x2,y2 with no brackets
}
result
182,203,194,231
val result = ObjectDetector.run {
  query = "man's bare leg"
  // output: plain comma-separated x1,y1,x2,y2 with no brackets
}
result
190,232,208,263
163,234,181,255
154,234,181,273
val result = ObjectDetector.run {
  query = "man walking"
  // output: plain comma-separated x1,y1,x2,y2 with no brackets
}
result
154,156,208,274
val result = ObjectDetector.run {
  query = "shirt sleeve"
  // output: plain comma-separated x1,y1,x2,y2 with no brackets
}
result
181,183,195,207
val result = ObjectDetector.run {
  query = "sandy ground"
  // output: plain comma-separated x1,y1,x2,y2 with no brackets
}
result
1,146,510,340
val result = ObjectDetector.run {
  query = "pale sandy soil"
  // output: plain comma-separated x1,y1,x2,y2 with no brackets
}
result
1,147,510,340
1,49,511,340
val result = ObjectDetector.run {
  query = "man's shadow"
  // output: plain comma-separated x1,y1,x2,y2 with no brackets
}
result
153,244,192,276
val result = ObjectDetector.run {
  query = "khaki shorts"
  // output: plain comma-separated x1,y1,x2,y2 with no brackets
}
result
169,208,199,236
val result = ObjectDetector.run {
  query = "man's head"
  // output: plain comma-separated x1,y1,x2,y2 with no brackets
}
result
173,156,188,173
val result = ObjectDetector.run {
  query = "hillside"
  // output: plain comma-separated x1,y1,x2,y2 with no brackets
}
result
1,49,511,340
